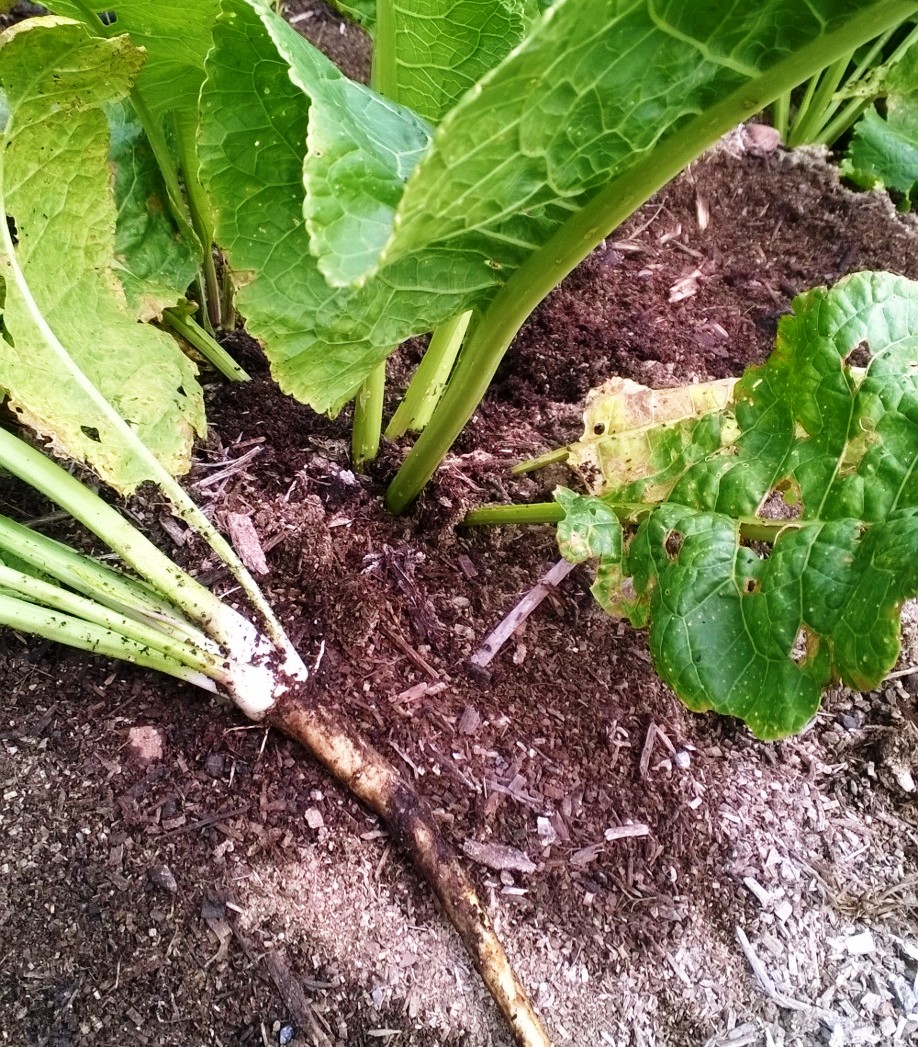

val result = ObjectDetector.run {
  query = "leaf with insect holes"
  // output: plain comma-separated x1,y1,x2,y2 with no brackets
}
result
44,0,220,124
557,271,918,739
567,376,739,500
0,19,205,492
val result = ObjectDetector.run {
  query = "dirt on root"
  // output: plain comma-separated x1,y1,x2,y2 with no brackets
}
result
2,6,918,1047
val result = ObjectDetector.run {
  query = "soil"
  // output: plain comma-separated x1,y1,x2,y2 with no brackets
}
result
2,4,918,1047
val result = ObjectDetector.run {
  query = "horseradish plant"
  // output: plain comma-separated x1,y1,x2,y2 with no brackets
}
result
1,4,917,1045
0,17,547,1047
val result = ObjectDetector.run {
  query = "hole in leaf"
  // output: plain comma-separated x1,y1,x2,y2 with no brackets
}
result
843,341,871,369
743,577,759,594
758,482,802,520
790,625,815,666
6,215,18,246
80,426,101,443
97,10,117,25
664,530,683,560
593,423,605,436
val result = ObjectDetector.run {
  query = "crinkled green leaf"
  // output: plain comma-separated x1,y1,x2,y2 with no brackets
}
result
245,1,432,286
198,0,494,412
385,0,530,123
557,272,918,739
107,100,199,320
368,0,902,283
556,487,622,565
842,46,918,208
205,0,911,410
0,19,205,491
555,488,629,620
45,0,219,122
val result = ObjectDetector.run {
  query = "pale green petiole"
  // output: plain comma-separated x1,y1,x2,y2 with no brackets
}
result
0,591,218,690
0,426,241,644
787,54,851,146
174,109,223,330
0,162,288,653
0,560,225,681
511,446,570,476
348,0,402,468
351,358,387,469
0,514,219,654
386,311,473,440
462,501,805,543
163,308,250,382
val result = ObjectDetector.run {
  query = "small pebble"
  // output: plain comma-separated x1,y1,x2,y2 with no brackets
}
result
773,899,793,923
673,750,691,770
304,807,325,830
278,1022,295,1045
147,864,177,894
845,930,875,955
205,752,225,779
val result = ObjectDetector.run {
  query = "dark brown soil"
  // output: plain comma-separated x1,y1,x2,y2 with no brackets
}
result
2,6,918,1047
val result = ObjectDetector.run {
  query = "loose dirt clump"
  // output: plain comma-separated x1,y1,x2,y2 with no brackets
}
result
1,7,918,1046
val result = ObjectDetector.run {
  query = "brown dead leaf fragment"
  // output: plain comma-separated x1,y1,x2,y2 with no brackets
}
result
225,511,270,575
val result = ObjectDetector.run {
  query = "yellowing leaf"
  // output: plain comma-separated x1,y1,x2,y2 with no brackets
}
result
0,19,205,492
569,376,738,497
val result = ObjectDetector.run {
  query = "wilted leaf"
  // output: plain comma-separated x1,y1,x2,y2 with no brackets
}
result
557,272,918,739
0,19,205,491
568,376,738,499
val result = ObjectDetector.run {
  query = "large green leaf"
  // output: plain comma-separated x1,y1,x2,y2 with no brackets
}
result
0,18,205,491
248,2,432,286
371,0,915,282
198,0,496,412
557,272,918,739
202,0,917,411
